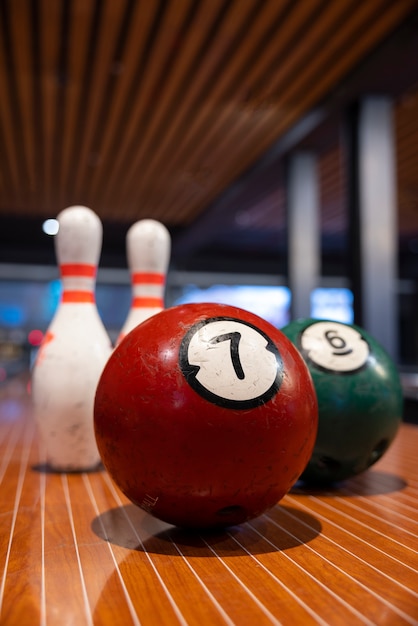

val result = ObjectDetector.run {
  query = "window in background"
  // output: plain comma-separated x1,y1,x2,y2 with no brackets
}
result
0,280,60,330
0,280,355,332
172,284,292,328
173,284,354,327
310,287,354,324
0,279,131,334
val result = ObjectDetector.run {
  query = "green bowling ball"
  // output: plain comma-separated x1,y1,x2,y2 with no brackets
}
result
281,318,403,485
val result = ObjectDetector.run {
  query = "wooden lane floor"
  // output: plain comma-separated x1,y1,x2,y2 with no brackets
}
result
0,378,417,625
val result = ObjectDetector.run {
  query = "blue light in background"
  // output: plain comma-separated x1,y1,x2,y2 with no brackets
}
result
311,288,353,323
45,279,62,318
173,284,291,328
0,304,25,327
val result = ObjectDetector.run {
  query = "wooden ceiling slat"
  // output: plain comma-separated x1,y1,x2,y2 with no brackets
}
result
397,140,418,167
0,1,29,205
396,108,418,132
169,0,417,223
397,148,418,179
390,87,418,236
223,0,405,165
80,3,167,208
243,0,355,106
80,2,165,202
396,118,418,144
56,0,102,209
76,0,161,208
39,0,65,213
86,0,196,215
398,203,418,234
130,0,325,221
115,0,297,209
67,0,135,206
282,0,417,119
257,0,371,105
394,90,418,235
171,4,358,219
148,0,388,223
0,37,20,201
320,166,344,188
95,1,248,217
8,1,37,201
48,0,72,210
63,0,111,205
93,0,228,215
320,158,345,192
397,140,418,164
88,0,211,213
29,0,45,209
1,0,418,251
100,0,280,216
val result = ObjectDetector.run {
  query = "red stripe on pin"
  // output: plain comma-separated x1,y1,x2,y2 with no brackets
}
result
62,291,95,303
60,263,97,277
132,272,165,285
132,297,163,308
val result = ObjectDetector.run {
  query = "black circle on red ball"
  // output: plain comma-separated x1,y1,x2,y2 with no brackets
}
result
179,316,283,409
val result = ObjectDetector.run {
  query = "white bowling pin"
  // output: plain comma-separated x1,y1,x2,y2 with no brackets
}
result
32,205,112,471
117,219,171,344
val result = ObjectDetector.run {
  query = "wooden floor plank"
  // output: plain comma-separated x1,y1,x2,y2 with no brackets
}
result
1,381,418,625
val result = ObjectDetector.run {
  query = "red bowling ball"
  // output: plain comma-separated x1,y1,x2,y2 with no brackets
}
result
94,303,318,528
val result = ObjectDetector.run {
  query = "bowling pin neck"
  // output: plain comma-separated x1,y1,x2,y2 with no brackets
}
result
131,271,165,309
117,219,171,344
60,262,97,304
53,206,103,305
